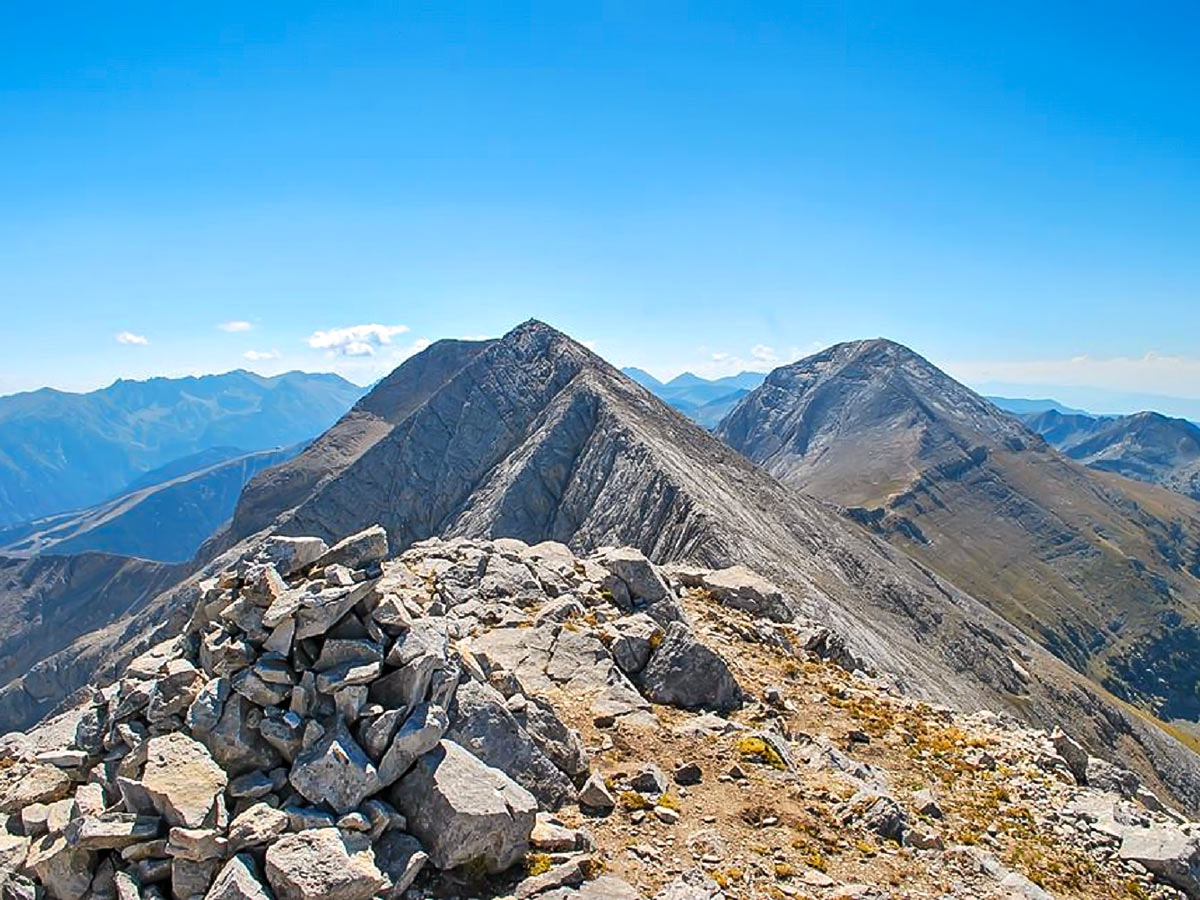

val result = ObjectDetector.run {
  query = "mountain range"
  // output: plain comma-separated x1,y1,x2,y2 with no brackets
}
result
717,339,1200,730
621,368,765,427
6,321,1200,819
0,369,365,528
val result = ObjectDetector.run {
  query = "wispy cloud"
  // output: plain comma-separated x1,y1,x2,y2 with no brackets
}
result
218,320,253,333
115,331,148,346
673,342,815,379
243,349,281,361
944,352,1200,397
306,323,410,357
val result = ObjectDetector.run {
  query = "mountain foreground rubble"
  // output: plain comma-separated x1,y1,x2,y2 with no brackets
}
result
3,526,1200,900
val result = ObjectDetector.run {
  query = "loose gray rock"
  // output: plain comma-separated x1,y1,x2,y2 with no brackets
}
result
288,719,380,814
638,623,741,713
310,526,388,573
392,739,537,873
204,854,274,900
264,830,385,900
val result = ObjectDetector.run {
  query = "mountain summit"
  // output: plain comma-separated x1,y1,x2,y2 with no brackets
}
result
718,338,1200,727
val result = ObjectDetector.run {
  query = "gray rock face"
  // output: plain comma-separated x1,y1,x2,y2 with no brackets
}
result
311,526,388,572
377,702,448,786
446,681,576,809
392,740,537,873
264,830,385,900
257,537,329,578
638,623,741,713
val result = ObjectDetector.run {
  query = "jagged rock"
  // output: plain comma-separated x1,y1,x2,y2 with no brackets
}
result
172,857,222,900
310,526,388,573
137,734,227,829
392,739,537,872
226,803,289,852
372,832,427,898
694,565,795,623
578,773,615,812
514,858,584,899
264,830,385,900
258,537,329,578
202,695,281,776
638,623,741,712
519,695,589,778
377,701,448,787
294,582,376,641
288,718,380,814
912,787,942,818
1051,728,1089,784
605,614,663,675
204,854,273,900
0,764,72,814
165,828,228,862
446,681,576,808
845,790,908,842
595,548,668,602
23,834,95,900
630,763,668,795
530,816,581,852
64,814,160,850
674,762,702,786
1119,826,1200,899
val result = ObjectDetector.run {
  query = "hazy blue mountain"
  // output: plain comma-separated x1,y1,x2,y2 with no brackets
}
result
976,382,1200,421
987,396,1091,416
0,444,304,562
1023,408,1200,501
622,367,765,428
0,370,365,527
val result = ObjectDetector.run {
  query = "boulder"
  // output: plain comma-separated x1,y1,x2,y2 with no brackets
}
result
0,765,72,814
204,855,274,900
446,681,576,808
226,804,289,852
392,740,537,873
63,814,160,850
606,614,663,674
258,537,329,578
594,548,668,602
638,623,741,713
138,734,227,829
696,566,795,623
1119,826,1200,899
373,832,428,898
311,526,388,572
264,830,385,900
377,702,448,787
288,718,380,814
23,835,95,900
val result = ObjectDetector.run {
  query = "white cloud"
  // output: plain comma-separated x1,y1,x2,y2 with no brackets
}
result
115,331,148,346
306,323,410,357
243,349,281,361
218,320,253,333
943,352,1200,397
750,344,778,363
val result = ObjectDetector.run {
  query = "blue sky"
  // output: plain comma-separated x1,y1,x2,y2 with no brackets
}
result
3,2,1199,407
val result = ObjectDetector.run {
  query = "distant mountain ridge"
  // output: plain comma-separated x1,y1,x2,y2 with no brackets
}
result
1024,408,1200,502
0,369,365,527
717,338,1200,729
621,367,766,428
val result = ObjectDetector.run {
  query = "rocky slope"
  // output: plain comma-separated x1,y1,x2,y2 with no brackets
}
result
5,529,1200,900
717,339,1200,729
1023,409,1200,502
11,322,1200,819
0,553,186,731
0,446,301,563
0,370,363,528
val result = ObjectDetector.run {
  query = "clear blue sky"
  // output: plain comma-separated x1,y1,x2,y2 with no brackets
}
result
3,1,1199,404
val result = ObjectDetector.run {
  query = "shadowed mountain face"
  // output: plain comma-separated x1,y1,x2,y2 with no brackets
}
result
1024,409,1200,503
189,321,1200,811
717,339,1200,728
0,370,365,527
0,444,302,562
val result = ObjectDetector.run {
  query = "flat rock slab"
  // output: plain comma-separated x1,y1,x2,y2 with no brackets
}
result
138,733,227,828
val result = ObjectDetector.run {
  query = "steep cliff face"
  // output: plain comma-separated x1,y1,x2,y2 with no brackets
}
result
717,339,1200,726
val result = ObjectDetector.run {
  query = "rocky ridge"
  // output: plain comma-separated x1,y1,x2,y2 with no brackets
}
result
5,526,1200,900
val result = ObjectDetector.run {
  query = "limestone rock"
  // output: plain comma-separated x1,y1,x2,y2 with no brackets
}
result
138,733,227,829
638,623,741,713
310,526,388,573
288,718,380,814
392,739,537,873
1119,826,1200,899
258,537,329,578
264,830,385,900
695,565,795,623
203,855,273,900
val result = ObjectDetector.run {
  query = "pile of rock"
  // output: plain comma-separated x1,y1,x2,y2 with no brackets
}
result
0,527,773,900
